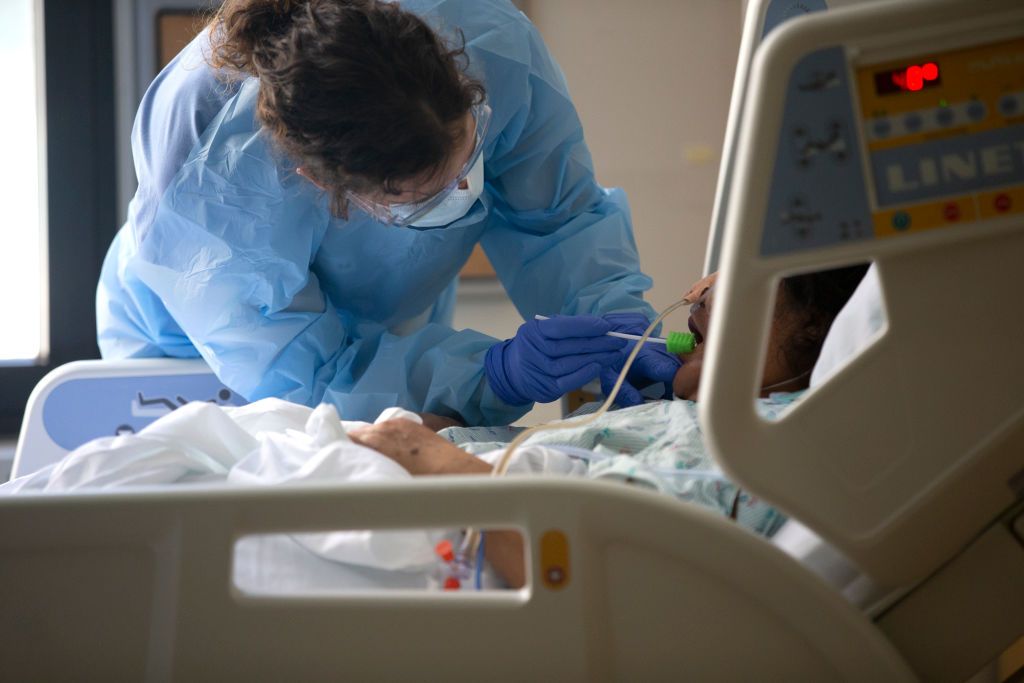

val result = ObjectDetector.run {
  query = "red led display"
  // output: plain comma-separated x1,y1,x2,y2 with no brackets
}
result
874,62,942,95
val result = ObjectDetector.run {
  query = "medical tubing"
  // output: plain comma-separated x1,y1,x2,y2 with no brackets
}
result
460,296,693,559
474,532,485,590
759,368,812,392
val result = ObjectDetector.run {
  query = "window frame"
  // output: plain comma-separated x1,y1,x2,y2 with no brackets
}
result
0,0,117,436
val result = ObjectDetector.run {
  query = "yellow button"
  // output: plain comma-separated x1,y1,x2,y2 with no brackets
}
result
539,529,570,590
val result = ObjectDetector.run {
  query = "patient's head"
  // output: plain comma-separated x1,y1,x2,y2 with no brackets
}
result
673,265,869,400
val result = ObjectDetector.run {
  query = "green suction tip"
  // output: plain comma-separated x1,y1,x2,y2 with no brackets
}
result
666,330,696,355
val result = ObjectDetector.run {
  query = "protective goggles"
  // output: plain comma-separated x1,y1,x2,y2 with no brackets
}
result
347,102,492,227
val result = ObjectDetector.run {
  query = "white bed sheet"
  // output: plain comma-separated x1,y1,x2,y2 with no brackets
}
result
3,397,581,590
233,533,431,595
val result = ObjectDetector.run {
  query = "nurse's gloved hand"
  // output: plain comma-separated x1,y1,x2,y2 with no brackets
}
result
599,312,682,407
485,316,627,405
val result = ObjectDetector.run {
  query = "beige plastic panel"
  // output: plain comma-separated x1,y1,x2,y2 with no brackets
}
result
704,0,888,275
879,507,1024,682
701,0,1024,587
0,479,913,680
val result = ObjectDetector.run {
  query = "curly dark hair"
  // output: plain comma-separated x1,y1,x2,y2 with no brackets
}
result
208,0,486,215
777,263,870,379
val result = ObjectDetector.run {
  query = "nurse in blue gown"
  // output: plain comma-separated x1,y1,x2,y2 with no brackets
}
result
97,0,679,426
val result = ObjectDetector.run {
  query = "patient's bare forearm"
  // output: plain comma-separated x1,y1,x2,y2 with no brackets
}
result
482,530,526,589
434,457,526,588
348,421,527,588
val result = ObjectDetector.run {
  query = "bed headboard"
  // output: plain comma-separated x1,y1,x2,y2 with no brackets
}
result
700,0,1024,587
12,358,245,478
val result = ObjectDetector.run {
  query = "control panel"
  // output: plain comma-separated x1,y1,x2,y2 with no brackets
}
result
858,36,1024,237
761,35,1024,255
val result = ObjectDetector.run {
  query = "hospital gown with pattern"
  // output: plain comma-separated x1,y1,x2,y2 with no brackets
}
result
97,0,656,427
440,395,800,537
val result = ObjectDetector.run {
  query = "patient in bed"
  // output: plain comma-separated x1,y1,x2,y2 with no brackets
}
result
2,266,866,589
349,265,868,583
354,265,867,465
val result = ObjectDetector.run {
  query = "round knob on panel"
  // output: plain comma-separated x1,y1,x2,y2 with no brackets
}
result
891,211,911,231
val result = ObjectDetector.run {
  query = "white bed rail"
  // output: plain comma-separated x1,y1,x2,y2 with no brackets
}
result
0,477,913,681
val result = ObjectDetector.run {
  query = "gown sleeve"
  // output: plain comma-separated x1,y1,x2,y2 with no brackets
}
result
477,18,657,324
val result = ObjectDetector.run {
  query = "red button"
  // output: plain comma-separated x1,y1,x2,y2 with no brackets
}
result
943,203,961,221
994,194,1012,213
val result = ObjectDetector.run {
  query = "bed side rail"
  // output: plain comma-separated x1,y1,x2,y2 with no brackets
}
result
0,478,912,681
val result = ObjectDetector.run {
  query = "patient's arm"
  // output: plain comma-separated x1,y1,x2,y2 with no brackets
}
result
350,419,484,475
349,420,526,588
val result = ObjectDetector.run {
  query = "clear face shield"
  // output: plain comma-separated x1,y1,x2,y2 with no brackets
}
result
347,103,492,228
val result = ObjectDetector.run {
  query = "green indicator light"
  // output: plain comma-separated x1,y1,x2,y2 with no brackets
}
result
939,98,949,107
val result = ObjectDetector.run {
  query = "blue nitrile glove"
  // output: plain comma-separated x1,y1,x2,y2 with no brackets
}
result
485,315,628,405
599,312,683,407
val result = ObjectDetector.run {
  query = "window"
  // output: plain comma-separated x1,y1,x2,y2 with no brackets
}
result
0,0,47,365
0,0,117,436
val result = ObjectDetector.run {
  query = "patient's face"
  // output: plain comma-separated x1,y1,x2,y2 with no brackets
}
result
671,273,795,400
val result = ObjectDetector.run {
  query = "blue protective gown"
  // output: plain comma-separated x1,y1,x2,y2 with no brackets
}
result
98,0,656,426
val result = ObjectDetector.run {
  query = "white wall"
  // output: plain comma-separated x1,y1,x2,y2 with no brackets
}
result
455,0,743,425
531,0,742,303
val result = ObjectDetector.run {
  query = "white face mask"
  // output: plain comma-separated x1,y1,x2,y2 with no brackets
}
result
407,153,485,228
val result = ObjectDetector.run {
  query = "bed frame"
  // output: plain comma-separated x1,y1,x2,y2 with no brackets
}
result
0,476,914,680
3,0,1023,679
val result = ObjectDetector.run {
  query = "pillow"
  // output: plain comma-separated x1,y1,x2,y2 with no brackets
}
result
810,264,886,387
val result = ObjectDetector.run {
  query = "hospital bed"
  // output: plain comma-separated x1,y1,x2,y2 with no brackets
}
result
3,0,1024,678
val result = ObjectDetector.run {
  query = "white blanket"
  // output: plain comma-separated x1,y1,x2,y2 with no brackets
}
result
2,398,583,573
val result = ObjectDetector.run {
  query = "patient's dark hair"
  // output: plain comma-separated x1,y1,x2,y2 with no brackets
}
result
208,0,485,215
777,264,870,378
